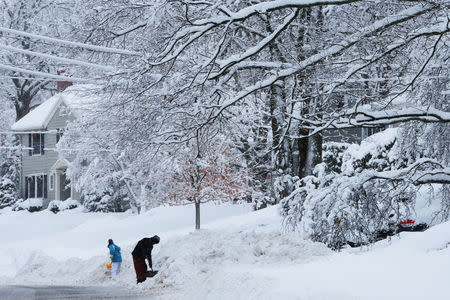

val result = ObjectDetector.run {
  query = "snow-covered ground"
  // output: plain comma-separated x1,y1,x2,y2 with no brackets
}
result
1,203,449,300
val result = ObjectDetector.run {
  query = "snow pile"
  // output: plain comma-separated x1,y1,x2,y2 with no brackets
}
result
268,221,450,300
1,202,450,299
0,202,253,282
153,229,330,297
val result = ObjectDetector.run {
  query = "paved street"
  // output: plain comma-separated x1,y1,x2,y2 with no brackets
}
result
0,285,153,300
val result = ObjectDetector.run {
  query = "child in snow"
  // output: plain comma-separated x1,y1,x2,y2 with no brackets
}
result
132,235,160,283
108,239,122,278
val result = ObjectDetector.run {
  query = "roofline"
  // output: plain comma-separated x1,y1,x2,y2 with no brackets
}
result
10,94,63,132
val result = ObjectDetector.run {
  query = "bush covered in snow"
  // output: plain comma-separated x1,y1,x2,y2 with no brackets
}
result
47,199,80,213
322,142,350,174
341,128,402,176
12,198,43,212
280,128,445,249
83,186,130,213
64,153,131,213
0,176,17,209
252,190,276,210
0,126,20,209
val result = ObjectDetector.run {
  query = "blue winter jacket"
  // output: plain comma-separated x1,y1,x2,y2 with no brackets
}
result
108,244,122,262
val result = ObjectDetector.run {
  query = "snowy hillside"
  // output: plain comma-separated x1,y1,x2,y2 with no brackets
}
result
1,203,449,300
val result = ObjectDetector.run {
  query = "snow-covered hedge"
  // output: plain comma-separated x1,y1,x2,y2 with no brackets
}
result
12,198,43,212
48,199,80,214
0,176,17,209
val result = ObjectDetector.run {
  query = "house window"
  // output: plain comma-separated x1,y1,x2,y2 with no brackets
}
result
363,126,386,139
28,133,45,156
25,174,48,198
50,174,54,190
56,128,64,143
28,177,35,197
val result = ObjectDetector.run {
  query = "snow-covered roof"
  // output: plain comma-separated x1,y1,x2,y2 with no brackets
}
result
11,85,100,132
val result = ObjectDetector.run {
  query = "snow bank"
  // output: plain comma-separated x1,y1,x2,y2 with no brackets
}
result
0,202,252,280
152,228,330,299
1,202,449,300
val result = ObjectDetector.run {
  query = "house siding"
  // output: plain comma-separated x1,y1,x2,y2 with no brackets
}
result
19,103,76,207
323,127,363,144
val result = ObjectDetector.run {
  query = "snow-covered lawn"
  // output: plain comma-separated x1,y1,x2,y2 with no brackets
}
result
1,203,449,300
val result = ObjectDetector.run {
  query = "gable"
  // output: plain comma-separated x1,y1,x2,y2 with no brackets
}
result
11,95,62,131
11,84,100,132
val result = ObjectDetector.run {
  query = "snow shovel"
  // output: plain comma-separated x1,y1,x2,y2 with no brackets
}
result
146,270,158,278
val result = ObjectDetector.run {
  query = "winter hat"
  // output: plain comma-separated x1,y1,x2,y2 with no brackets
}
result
108,239,114,246
152,235,160,244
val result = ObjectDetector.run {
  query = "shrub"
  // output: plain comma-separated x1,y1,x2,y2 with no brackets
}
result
0,176,17,209
12,198,43,212
48,199,80,213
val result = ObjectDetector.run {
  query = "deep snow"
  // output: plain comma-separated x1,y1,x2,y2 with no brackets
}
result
0,203,449,300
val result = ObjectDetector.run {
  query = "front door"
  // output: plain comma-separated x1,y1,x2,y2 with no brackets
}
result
59,171,71,200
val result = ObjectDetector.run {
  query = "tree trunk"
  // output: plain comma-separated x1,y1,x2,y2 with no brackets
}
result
195,201,200,230
14,90,33,121
304,132,323,176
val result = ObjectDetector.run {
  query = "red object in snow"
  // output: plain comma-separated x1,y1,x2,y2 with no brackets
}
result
399,219,415,225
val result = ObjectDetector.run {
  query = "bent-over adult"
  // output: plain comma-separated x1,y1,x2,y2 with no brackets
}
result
132,235,160,283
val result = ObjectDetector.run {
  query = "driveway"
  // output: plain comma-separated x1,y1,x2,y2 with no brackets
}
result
0,285,153,300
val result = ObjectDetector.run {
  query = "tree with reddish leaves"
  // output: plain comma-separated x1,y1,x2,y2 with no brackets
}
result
151,131,251,229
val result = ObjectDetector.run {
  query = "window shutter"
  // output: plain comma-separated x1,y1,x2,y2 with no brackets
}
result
41,134,45,154
25,176,28,199
28,134,32,156
44,175,48,198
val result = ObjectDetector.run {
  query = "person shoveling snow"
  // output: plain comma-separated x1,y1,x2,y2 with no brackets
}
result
108,239,122,278
131,235,160,284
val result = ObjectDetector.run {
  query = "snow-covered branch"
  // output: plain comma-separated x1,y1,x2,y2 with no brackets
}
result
0,26,141,56
152,0,358,65
366,159,450,185
332,106,450,128
0,63,92,82
325,18,450,95
208,3,438,120
287,106,449,138
0,44,116,71
192,0,359,26
211,9,299,79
